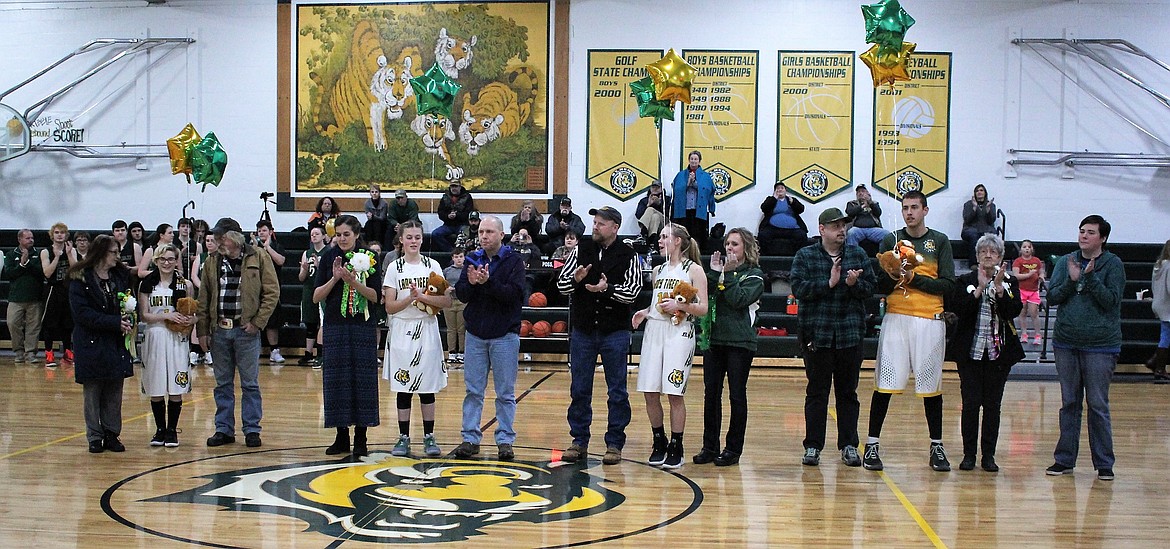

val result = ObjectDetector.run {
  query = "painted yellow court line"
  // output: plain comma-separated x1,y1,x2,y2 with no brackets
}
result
828,406,948,549
0,394,213,461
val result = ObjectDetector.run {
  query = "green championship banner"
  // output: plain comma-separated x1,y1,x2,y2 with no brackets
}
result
586,49,664,200
871,52,952,199
681,50,758,202
777,51,855,203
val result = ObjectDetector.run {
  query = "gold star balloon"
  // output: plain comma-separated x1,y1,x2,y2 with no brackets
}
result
646,49,697,104
166,123,201,175
861,42,916,87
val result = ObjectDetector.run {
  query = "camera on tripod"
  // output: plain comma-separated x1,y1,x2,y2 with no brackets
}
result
259,192,274,200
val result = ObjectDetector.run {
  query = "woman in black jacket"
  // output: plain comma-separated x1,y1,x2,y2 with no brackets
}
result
69,234,135,453
946,234,1024,472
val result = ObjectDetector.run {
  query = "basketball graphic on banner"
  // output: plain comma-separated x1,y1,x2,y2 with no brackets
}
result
785,94,844,144
894,96,934,138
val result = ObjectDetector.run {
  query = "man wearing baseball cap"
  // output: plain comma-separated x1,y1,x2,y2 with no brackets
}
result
432,180,475,252
197,217,280,448
789,207,876,468
386,189,420,245
556,205,643,465
544,196,585,255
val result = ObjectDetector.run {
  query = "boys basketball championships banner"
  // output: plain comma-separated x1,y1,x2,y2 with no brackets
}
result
776,51,855,203
585,49,664,200
871,52,952,199
681,50,759,201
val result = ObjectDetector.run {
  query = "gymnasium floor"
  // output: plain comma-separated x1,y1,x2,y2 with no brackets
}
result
0,358,1164,548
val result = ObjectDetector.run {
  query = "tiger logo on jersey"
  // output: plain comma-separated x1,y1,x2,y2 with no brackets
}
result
147,454,625,543
394,369,411,385
174,371,189,389
668,369,685,388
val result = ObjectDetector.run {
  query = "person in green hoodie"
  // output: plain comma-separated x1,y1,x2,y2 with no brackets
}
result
1045,215,1124,482
693,227,765,467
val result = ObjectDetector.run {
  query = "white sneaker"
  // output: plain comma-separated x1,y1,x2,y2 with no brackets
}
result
204,352,213,365
270,349,285,363
189,351,201,365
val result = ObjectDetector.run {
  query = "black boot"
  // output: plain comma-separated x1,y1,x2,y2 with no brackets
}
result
648,432,668,466
326,427,350,455
353,426,368,457
1149,348,1169,384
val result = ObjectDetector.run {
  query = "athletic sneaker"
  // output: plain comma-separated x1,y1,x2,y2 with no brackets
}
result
64,349,74,363
270,349,285,363
863,443,884,471
930,442,951,472
45,350,57,367
150,429,166,446
1046,463,1074,476
204,352,213,365
648,437,668,466
1020,333,1030,344
311,357,322,370
189,351,202,365
662,440,683,470
423,434,441,457
841,445,863,467
455,353,464,363
802,447,821,466
164,429,180,448
1097,469,1114,481
297,353,313,365
392,434,411,456
1033,335,1042,345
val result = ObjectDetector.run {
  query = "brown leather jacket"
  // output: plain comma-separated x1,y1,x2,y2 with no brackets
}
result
196,244,280,336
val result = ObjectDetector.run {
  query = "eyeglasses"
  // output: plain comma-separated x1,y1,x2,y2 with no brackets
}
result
159,257,178,263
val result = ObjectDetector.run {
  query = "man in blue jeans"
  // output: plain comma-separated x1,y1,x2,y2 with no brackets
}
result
557,206,644,465
196,218,280,448
453,216,525,461
1045,215,1124,481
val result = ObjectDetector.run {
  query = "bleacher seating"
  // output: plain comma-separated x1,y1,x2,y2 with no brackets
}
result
1,228,1163,367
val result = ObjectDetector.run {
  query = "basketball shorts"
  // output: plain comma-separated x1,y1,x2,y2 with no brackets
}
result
874,313,946,397
1019,288,1041,305
636,318,695,396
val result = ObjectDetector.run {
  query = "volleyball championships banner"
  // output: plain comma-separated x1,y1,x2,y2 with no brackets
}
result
776,51,855,203
585,49,664,201
871,52,952,199
680,50,759,202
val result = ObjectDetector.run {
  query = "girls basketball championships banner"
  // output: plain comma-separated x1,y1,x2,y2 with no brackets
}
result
680,50,759,202
776,51,855,203
585,49,664,200
294,2,550,195
871,52,952,199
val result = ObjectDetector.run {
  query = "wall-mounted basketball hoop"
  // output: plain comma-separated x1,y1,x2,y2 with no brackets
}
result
0,37,194,163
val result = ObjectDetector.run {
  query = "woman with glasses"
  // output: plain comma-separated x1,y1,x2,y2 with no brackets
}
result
69,235,135,453
138,244,195,447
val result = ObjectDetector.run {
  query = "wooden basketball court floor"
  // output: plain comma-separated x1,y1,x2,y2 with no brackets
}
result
1,357,1166,548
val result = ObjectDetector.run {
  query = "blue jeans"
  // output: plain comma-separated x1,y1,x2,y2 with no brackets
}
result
846,227,889,247
1053,347,1116,470
461,332,519,445
212,327,262,436
568,329,631,450
431,224,462,252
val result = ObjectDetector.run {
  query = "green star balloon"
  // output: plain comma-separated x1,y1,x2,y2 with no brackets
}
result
862,0,916,52
190,131,227,191
409,62,462,119
630,76,674,125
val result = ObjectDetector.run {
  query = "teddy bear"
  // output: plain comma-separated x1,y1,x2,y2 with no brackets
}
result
877,240,923,296
413,272,449,316
165,296,199,333
660,281,698,325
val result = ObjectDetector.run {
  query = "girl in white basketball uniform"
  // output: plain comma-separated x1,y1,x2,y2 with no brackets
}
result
632,223,708,469
137,244,194,447
383,220,452,457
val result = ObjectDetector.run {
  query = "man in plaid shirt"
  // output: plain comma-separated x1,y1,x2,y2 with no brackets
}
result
790,207,876,467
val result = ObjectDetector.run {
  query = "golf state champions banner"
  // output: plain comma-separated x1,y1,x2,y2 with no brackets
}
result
777,51,855,203
871,52,952,199
681,50,759,202
586,50,664,200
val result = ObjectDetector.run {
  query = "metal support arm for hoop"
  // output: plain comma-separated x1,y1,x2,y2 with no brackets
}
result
0,37,194,163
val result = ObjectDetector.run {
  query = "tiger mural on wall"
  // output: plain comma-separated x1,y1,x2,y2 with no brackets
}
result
410,112,464,181
313,20,386,138
370,47,421,151
434,27,476,79
458,66,539,156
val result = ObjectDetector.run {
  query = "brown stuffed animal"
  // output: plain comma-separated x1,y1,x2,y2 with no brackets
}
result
662,281,698,325
876,240,924,296
166,296,199,333
413,272,449,316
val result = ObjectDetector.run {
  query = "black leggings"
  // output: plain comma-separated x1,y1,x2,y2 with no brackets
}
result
397,393,435,409
868,391,943,441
